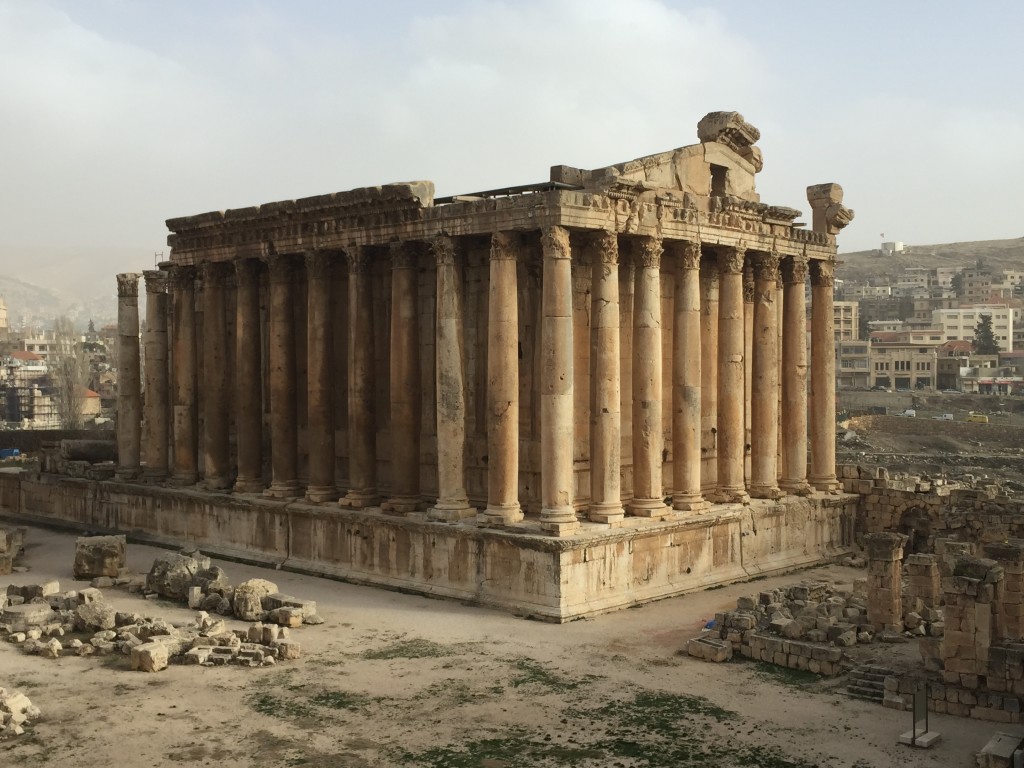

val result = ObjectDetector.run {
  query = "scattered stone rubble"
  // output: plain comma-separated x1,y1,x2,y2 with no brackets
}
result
1,581,301,670
0,687,39,737
0,526,27,576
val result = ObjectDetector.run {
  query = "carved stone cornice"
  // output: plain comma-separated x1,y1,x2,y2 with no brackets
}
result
390,241,418,270
432,236,455,266
591,230,619,266
542,226,571,260
267,254,298,285
235,258,261,285
490,232,518,262
346,245,373,274
305,250,334,281
143,270,168,295
168,266,195,292
782,253,809,285
752,252,781,284
811,259,835,288
116,272,142,298
717,245,746,275
634,236,662,269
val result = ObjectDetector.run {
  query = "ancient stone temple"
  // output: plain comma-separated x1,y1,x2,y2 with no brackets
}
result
4,112,858,620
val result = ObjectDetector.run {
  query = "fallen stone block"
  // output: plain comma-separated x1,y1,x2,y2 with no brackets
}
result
273,639,301,660
73,535,126,579
686,636,732,663
130,642,169,672
75,601,118,631
146,551,211,600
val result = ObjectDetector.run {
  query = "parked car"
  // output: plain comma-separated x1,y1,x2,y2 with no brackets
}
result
896,409,916,418
933,413,954,420
966,413,990,423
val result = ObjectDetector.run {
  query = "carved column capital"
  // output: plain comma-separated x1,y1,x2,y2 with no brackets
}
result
680,240,701,270
390,241,418,270
742,265,755,303
490,231,518,261
267,254,298,285
782,253,809,285
591,231,619,266
752,252,781,283
811,259,836,288
116,272,142,298
305,250,334,281
542,226,571,260
168,265,195,291
634,236,663,269
432,236,456,266
717,244,746,275
143,270,168,295
345,245,372,274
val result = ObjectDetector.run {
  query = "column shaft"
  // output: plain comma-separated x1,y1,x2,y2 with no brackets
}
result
810,259,839,491
781,254,811,494
750,253,782,498
384,243,422,513
116,273,142,480
305,251,337,502
671,241,705,510
200,262,230,489
234,259,264,493
699,259,719,494
264,255,299,498
339,247,379,508
429,237,476,521
716,246,748,502
170,266,198,484
589,231,624,523
629,237,667,517
483,233,523,524
142,270,169,479
540,227,578,534
743,265,754,484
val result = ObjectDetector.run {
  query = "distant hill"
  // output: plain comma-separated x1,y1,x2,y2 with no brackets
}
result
0,273,115,331
838,237,1024,281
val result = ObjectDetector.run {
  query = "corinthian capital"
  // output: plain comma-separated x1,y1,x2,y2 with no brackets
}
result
116,272,141,298
634,236,663,269
717,244,746,275
811,259,835,288
542,226,571,260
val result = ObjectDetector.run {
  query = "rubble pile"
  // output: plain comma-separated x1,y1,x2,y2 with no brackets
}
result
0,687,39,736
0,527,27,576
1,581,302,671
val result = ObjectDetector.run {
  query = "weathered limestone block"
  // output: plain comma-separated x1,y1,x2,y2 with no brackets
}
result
75,601,118,631
233,579,278,621
687,636,732,662
146,551,211,600
1,603,56,633
73,535,126,579
131,641,169,672
60,439,117,462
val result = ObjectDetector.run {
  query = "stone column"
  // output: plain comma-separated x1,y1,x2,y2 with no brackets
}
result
339,246,379,509
743,264,754,485
716,246,748,503
264,254,299,499
199,262,231,490
699,257,719,494
780,254,811,495
810,259,839,492
428,236,476,521
629,236,667,517
305,251,337,503
141,270,169,480
670,240,705,511
483,233,523,524
589,231,625,524
170,266,198,485
539,226,578,535
749,252,782,499
383,242,422,513
233,259,264,493
115,272,142,480
865,532,907,633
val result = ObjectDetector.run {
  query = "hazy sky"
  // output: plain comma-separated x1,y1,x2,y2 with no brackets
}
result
2,0,1022,297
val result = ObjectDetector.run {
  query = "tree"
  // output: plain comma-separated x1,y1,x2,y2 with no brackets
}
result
973,314,1001,355
49,316,89,429
950,271,964,296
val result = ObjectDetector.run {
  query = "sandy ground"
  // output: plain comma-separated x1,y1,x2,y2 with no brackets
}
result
1,525,1020,768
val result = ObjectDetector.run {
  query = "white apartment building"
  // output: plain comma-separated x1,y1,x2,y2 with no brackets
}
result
932,304,1015,351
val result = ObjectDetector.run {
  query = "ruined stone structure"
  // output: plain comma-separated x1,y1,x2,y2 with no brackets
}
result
3,113,858,620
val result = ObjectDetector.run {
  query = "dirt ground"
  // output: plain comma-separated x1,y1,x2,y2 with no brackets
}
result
1,525,1019,768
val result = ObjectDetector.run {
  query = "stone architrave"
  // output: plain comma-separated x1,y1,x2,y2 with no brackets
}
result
141,270,169,480
199,262,231,490
780,254,811,495
670,240,705,511
170,266,198,485
864,532,907,633
749,252,782,499
428,236,476,521
115,273,142,480
809,259,839,492
715,246,748,503
305,251,337,503
699,257,719,495
383,242,422,513
264,254,299,499
339,246,379,509
233,259,264,494
483,232,523,525
589,231,625,524
539,226,578,535
629,236,667,518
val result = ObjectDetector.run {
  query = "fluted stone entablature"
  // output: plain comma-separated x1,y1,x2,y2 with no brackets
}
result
117,110,850,543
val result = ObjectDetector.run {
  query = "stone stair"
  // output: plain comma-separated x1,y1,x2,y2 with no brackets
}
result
845,664,894,703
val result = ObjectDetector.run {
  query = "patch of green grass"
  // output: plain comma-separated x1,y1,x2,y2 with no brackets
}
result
309,690,370,711
747,661,822,689
12,679,40,690
508,658,597,692
394,732,604,768
245,692,316,720
361,638,458,660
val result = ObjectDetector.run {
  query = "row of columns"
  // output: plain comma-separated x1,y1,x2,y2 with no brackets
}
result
116,229,837,534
